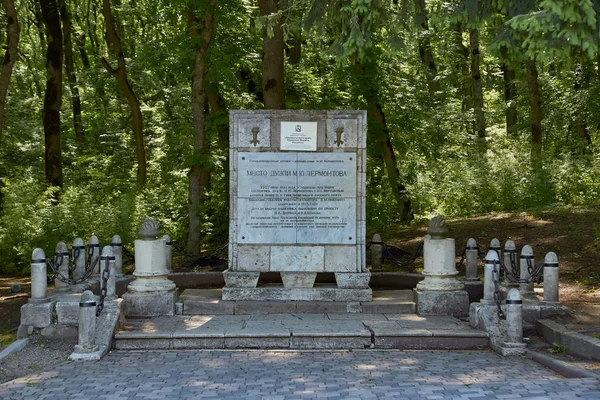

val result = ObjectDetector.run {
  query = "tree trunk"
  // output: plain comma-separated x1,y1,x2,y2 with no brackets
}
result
60,1,85,147
413,0,439,99
571,63,592,151
41,0,63,189
76,32,90,68
32,1,47,50
0,0,20,139
258,0,285,109
501,64,517,136
470,28,485,143
286,34,301,66
186,3,216,256
451,22,471,112
101,0,146,188
597,51,600,81
353,60,413,222
526,59,542,164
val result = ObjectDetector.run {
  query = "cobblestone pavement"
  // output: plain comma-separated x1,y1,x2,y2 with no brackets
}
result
1,349,599,399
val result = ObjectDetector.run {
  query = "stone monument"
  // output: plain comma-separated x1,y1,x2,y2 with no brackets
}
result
223,110,371,301
122,217,177,316
414,216,469,316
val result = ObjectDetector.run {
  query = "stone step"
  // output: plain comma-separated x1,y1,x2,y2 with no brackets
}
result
114,314,489,350
179,289,416,315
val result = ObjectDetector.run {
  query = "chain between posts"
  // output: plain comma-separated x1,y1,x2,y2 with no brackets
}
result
47,244,99,285
96,255,113,317
498,253,545,284
367,241,424,268
490,259,506,320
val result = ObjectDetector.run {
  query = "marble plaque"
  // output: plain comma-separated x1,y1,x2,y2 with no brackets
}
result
280,122,317,151
237,152,356,244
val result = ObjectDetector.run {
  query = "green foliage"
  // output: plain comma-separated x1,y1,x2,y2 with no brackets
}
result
1,0,600,274
507,0,599,61
547,341,567,355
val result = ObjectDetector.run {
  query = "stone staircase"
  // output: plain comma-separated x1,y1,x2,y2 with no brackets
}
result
114,290,489,350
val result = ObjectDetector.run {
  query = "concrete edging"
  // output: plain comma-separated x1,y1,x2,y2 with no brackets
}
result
0,338,29,364
525,349,600,379
536,319,600,361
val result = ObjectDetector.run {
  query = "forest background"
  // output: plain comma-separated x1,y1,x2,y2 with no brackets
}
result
0,0,598,275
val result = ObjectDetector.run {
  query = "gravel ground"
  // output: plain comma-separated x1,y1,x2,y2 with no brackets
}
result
0,332,77,384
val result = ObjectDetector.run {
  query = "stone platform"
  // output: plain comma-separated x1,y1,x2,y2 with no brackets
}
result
115,289,489,350
179,289,414,315
114,313,489,350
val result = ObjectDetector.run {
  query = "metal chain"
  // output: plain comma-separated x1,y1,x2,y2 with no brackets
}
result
96,256,111,317
492,250,545,285
47,244,99,285
491,259,506,320
381,241,424,268
526,258,545,284
69,246,83,274
455,246,467,269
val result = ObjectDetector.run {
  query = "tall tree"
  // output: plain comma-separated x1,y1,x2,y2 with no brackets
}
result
101,0,147,188
186,2,216,256
501,64,517,136
571,62,593,152
354,60,413,221
0,0,20,139
40,0,63,189
413,0,439,98
60,0,85,147
526,59,542,164
258,0,285,108
469,27,485,143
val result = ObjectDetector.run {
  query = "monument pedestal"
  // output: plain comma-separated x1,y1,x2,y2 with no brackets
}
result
123,221,177,317
222,287,372,301
414,289,469,317
123,289,177,317
225,110,371,304
414,224,469,317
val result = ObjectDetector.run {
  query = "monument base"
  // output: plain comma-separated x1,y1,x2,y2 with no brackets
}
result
494,341,527,356
123,289,177,317
222,287,372,302
414,289,469,317
73,344,99,354
20,301,57,328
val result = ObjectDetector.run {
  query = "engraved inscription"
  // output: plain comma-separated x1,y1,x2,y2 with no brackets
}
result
238,152,356,244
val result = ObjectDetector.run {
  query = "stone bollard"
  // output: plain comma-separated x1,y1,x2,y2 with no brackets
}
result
519,245,536,298
74,290,99,354
111,235,123,276
543,252,559,303
481,250,499,305
30,248,49,303
54,242,70,291
88,235,100,275
465,238,479,281
506,288,523,343
72,238,86,280
503,240,518,286
371,233,383,271
163,234,172,273
489,238,501,260
100,246,116,299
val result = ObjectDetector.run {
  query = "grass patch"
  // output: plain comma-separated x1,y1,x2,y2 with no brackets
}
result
0,329,16,347
547,342,567,355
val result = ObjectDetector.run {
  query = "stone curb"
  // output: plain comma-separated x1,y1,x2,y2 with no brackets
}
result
536,319,600,361
0,338,29,364
525,349,600,379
